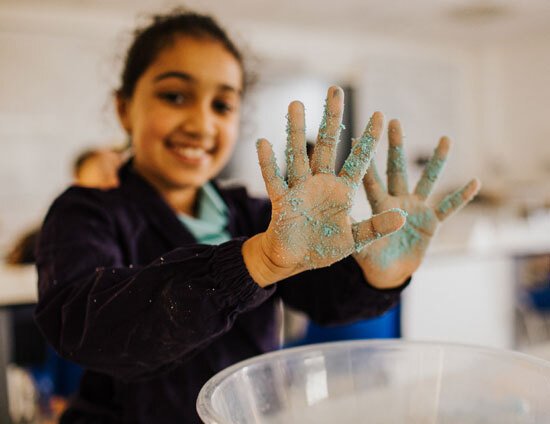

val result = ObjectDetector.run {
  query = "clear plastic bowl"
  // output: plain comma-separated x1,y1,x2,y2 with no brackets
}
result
197,340,550,423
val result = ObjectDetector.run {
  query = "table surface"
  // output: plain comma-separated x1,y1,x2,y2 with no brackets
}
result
0,265,37,307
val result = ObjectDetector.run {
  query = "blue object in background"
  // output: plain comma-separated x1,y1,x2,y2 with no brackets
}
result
30,346,83,398
10,304,83,400
527,283,550,312
287,303,401,347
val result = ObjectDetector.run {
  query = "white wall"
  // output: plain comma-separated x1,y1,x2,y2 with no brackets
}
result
0,9,128,249
476,35,550,184
354,49,480,197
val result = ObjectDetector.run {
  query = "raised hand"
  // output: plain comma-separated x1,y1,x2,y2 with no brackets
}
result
353,119,481,288
242,87,406,287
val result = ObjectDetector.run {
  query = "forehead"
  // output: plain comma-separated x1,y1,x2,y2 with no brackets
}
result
145,36,243,92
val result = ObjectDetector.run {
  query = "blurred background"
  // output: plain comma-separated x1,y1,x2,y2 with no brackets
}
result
0,0,549,422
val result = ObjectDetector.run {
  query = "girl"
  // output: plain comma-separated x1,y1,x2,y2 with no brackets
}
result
35,10,479,423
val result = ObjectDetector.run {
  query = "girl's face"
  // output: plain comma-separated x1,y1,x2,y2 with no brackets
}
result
117,36,243,193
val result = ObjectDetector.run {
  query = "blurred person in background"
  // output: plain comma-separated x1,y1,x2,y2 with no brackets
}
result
6,147,125,266
73,148,125,190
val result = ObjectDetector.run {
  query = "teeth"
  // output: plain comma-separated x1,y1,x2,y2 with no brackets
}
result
173,146,206,159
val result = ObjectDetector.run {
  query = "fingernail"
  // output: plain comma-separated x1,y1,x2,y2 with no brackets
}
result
256,138,268,150
388,207,408,219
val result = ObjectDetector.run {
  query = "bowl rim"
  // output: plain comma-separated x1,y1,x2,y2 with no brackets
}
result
196,338,550,422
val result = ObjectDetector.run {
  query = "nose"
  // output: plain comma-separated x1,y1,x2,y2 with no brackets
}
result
181,100,216,141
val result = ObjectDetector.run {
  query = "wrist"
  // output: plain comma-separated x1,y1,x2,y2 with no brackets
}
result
242,233,293,287
368,273,409,289
352,253,410,289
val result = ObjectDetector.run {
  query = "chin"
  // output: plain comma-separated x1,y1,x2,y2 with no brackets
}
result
169,174,211,189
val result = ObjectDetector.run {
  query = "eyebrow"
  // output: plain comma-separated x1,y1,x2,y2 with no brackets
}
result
154,71,242,95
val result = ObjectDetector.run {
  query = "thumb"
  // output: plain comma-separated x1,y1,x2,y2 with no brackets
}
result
352,208,407,251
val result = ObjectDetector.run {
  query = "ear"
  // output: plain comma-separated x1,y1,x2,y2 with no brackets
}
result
115,92,132,134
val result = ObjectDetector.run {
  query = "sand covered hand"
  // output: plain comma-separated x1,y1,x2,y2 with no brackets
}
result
354,119,481,288
243,86,406,287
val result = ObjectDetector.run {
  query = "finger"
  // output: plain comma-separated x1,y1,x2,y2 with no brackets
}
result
339,111,384,188
435,178,481,221
352,208,407,252
256,138,287,200
311,86,344,175
386,119,409,196
363,161,388,213
414,137,451,200
286,101,311,187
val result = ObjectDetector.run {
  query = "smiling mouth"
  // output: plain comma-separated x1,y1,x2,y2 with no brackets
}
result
165,141,213,164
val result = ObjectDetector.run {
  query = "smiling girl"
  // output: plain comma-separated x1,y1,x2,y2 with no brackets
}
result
35,9,479,423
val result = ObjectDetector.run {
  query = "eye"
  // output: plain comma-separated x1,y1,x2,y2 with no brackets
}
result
158,92,187,106
213,99,235,115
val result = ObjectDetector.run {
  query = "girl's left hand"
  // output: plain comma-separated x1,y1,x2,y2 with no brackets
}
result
354,119,481,289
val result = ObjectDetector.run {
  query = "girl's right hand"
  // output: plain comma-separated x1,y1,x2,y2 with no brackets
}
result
242,86,406,287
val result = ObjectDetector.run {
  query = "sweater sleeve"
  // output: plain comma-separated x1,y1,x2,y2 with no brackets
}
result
277,256,410,326
34,189,274,381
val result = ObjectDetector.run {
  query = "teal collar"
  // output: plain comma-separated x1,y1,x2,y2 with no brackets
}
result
178,182,230,245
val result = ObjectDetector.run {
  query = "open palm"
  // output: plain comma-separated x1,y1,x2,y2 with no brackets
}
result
354,120,480,288
256,87,406,280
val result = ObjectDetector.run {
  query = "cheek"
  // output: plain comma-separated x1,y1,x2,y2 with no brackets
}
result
131,97,173,138
142,109,175,141
219,121,240,155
